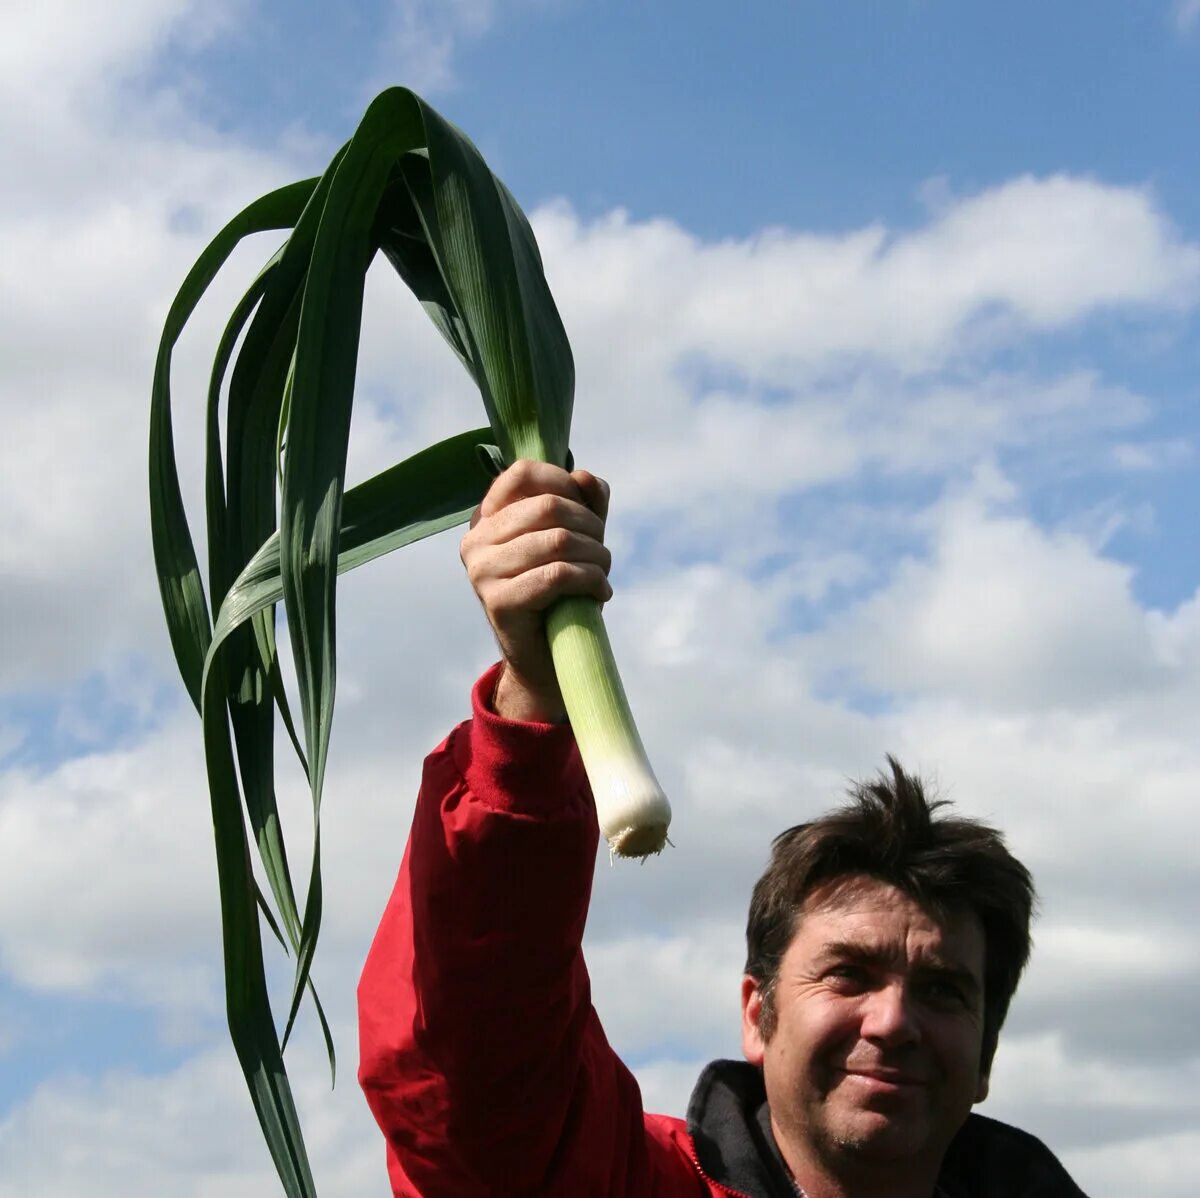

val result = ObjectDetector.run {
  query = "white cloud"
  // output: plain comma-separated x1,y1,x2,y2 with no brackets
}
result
0,4,301,692
987,1031,1200,1152
0,714,218,1007
0,0,234,98
1067,1130,1200,1198
1028,923,1199,983
1173,0,1200,33
370,0,498,96
536,174,1199,389
891,174,1197,325
587,924,745,1060
632,1056,710,1120
1111,437,1193,472
816,464,1181,711
0,1037,386,1198
368,0,566,98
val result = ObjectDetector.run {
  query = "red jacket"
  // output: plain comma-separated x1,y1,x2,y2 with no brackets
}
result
357,665,1086,1198
358,664,715,1196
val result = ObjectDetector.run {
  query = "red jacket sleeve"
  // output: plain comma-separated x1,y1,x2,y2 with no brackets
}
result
357,664,666,1197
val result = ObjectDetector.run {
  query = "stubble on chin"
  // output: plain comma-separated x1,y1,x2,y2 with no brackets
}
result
820,1100,932,1165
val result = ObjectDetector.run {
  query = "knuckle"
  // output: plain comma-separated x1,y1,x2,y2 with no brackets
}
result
544,560,572,588
536,492,563,522
487,589,514,615
510,459,538,485
485,579,522,611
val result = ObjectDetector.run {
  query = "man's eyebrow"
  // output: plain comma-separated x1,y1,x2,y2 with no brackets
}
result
815,941,891,966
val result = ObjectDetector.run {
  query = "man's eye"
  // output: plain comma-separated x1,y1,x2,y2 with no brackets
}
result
920,980,966,1006
826,965,869,987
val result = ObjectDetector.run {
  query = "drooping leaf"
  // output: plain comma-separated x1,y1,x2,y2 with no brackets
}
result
152,84,578,1197
150,178,318,709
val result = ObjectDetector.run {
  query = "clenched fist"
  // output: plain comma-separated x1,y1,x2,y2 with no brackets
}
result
460,460,612,722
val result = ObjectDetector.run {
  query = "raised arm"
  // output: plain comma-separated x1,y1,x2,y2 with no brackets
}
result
356,463,662,1197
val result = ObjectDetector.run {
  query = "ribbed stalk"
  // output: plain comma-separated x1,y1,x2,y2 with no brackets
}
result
546,595,671,857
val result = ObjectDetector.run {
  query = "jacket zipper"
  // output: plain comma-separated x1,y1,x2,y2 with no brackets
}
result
685,1144,756,1198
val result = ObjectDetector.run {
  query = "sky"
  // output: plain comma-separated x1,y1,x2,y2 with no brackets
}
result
1,0,1198,1193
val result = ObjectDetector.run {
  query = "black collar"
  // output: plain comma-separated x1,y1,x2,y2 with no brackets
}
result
685,1060,1088,1198
686,1060,795,1197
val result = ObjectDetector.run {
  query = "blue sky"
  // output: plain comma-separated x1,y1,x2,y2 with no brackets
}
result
172,1,1200,235
1,2,1198,1194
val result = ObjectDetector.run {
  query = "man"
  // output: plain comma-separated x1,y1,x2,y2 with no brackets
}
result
358,462,1086,1197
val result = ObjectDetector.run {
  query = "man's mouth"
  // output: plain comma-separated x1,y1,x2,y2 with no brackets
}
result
840,1068,926,1091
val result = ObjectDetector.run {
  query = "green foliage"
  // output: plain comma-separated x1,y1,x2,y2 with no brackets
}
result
149,88,574,1196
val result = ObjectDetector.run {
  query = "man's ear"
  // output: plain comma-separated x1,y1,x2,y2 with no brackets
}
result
741,975,767,1066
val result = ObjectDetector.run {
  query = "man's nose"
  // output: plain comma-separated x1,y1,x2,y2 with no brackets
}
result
860,982,920,1046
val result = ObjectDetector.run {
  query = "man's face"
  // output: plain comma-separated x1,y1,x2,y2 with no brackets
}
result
741,875,989,1181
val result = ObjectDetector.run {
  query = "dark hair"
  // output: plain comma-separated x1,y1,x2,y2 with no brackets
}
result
745,757,1035,1071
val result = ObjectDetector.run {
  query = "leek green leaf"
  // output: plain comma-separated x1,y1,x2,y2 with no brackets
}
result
150,84,663,1198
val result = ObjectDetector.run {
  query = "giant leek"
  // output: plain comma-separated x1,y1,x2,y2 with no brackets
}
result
149,88,670,1195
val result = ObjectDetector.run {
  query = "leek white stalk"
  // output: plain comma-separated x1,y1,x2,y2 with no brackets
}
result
546,595,671,857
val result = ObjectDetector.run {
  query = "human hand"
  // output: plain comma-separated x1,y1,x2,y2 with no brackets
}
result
459,460,611,722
